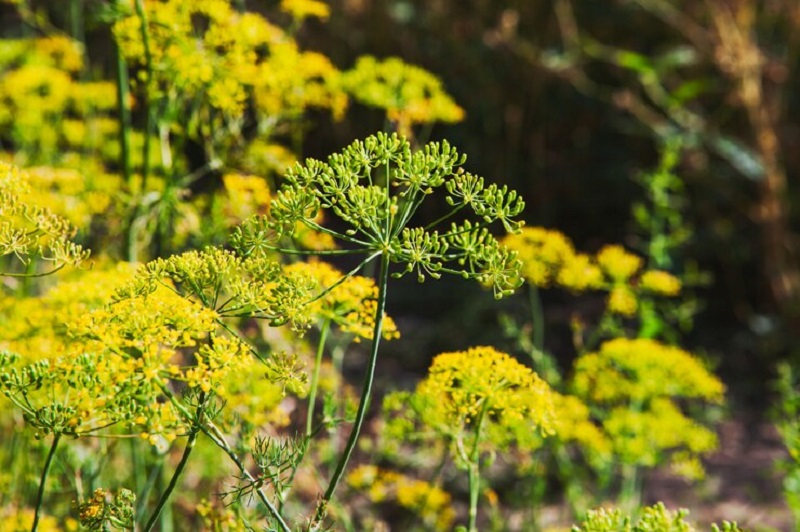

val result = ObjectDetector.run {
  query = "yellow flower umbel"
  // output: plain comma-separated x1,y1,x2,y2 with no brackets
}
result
340,55,465,137
385,346,556,530
283,259,400,342
222,173,271,224
570,338,724,478
414,347,556,446
503,227,579,288
639,269,682,296
280,0,330,22
113,0,347,125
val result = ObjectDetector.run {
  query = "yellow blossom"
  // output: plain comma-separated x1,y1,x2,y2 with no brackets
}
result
639,269,682,296
607,285,638,316
283,259,400,341
502,227,576,288
556,252,604,292
340,55,464,135
596,244,643,281
391,346,557,455
571,338,725,404
281,0,330,21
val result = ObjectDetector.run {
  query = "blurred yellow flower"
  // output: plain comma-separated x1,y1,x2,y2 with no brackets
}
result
639,269,682,296
596,244,642,281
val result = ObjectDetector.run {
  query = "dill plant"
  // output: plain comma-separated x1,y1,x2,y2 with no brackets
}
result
230,131,525,527
499,205,722,515
383,346,557,531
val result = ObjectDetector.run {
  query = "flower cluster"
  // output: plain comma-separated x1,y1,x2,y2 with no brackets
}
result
234,133,525,299
0,162,90,276
571,502,742,532
346,465,455,531
0,35,120,163
503,227,683,315
570,338,723,476
0,263,134,362
340,56,465,136
118,246,313,332
283,259,400,341
386,346,556,458
221,173,272,224
113,0,346,120
20,165,120,234
76,488,136,531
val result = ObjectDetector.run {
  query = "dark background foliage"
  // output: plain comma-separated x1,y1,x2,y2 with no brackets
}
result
296,0,800,409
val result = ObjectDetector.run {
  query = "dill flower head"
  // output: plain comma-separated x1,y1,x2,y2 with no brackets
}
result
602,398,718,470
570,338,724,475
596,244,642,282
283,259,400,341
556,252,603,292
420,347,555,431
607,285,638,316
281,0,330,21
549,392,611,462
639,269,682,296
222,173,271,223
114,0,346,123
386,346,557,458
0,162,91,274
340,56,464,135
571,338,725,405
502,227,576,288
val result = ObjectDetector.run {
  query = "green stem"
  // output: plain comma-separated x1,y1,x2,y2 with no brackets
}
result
135,450,165,523
312,251,391,528
527,284,561,387
619,462,640,512
467,402,490,532
468,463,481,532
142,434,195,532
32,432,61,532
307,319,331,436
143,393,206,532
200,423,291,532
529,284,545,354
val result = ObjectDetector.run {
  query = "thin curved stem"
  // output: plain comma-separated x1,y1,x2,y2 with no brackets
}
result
306,319,331,436
142,433,196,532
311,251,391,528
143,393,206,532
2,264,65,278
32,432,61,532
200,422,291,532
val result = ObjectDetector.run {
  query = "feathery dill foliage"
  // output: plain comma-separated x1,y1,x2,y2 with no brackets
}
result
231,132,525,298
